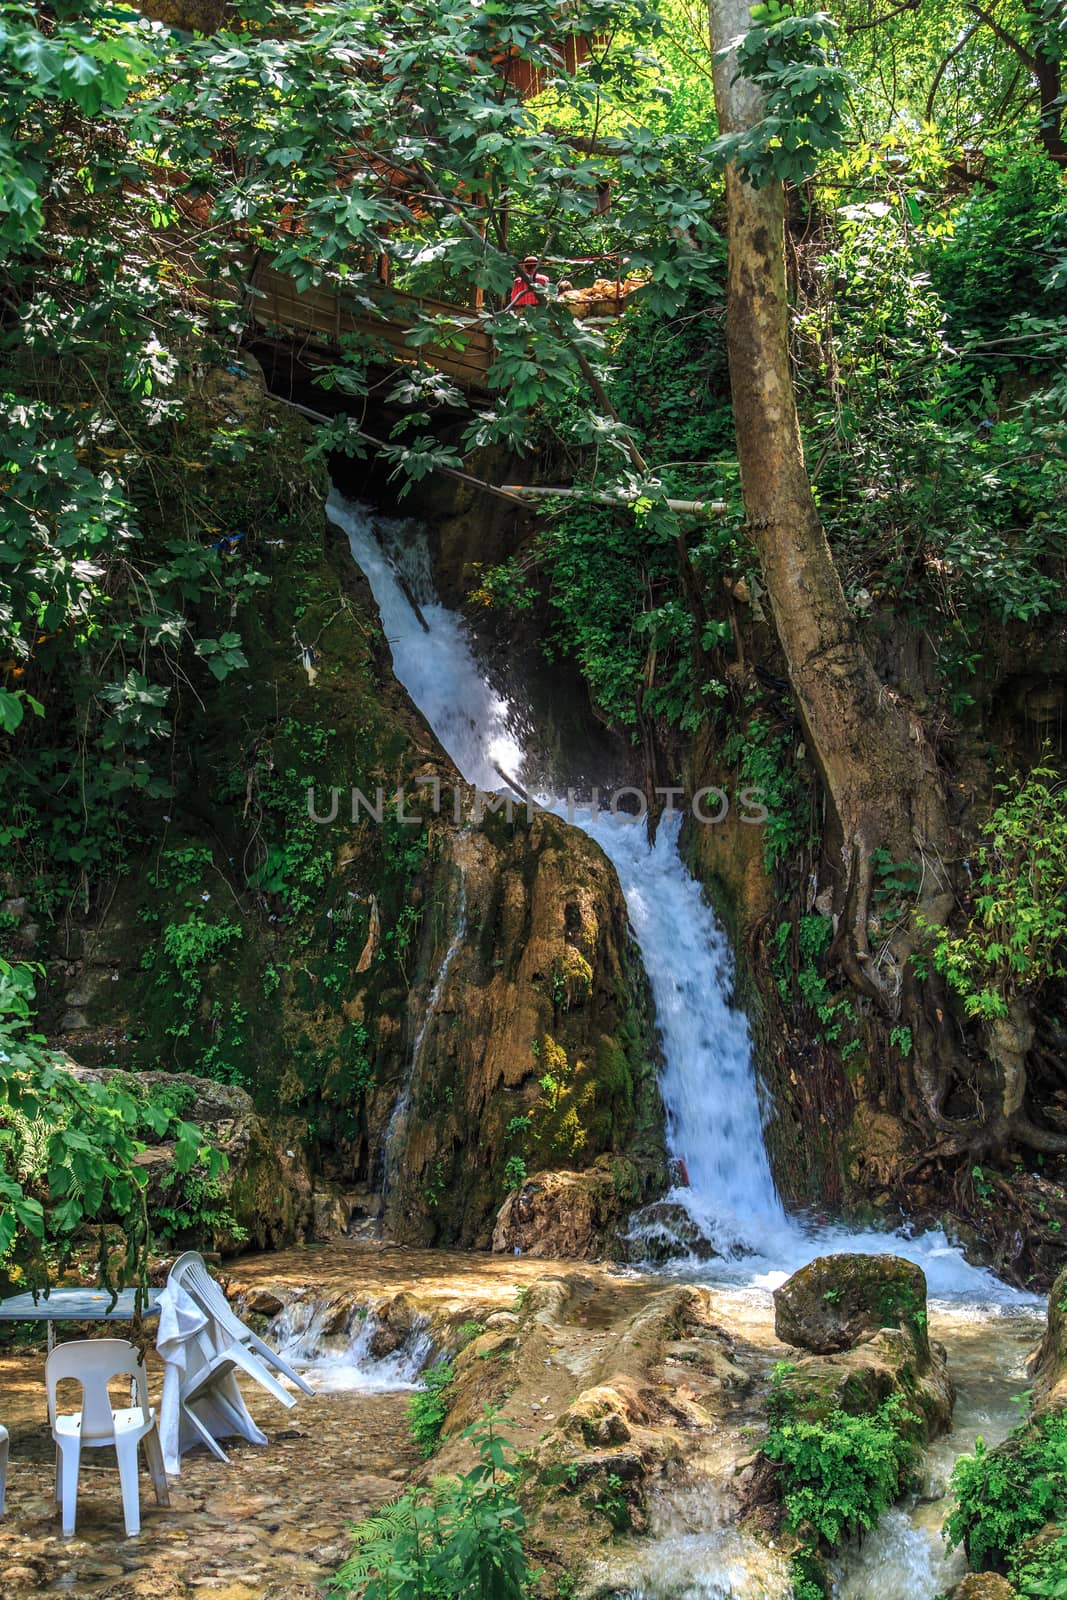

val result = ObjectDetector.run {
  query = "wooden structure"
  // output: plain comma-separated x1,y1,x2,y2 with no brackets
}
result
246,258,495,392
239,14,609,391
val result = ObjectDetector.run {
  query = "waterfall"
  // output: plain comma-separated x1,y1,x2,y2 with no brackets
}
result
264,1289,434,1393
328,491,1022,1305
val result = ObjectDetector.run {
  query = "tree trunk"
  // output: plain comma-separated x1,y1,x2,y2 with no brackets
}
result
704,0,1005,1142
708,0,947,964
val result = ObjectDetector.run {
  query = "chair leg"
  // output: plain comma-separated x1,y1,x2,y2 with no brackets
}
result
142,1425,170,1508
228,1345,297,1410
58,1440,80,1539
0,1426,8,1517
115,1437,142,1538
181,1400,231,1465
54,1447,61,1505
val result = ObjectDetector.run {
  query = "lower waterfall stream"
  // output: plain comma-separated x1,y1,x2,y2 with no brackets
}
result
326,491,1043,1599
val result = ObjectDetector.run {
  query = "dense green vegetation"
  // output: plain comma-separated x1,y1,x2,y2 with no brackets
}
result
945,1411,1067,1577
0,0,1064,1454
0,0,1066,1595
331,1412,536,1600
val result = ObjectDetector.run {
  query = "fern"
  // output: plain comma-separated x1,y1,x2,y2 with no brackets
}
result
330,1410,535,1600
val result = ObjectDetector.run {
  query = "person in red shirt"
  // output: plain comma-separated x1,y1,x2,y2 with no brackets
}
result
508,254,549,310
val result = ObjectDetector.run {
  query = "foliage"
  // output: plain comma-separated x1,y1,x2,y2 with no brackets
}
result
764,1393,918,1547
160,917,244,999
931,149,1067,376
471,293,741,733
800,148,1067,656
503,1156,528,1194
723,710,809,871
712,5,851,188
331,1410,535,1600
407,1359,457,1459
944,1411,1067,1572
772,913,856,1046
0,958,219,1285
1012,1531,1067,1599
1017,1529,1067,1600
917,767,1067,1020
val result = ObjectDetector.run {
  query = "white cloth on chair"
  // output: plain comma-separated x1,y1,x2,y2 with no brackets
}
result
156,1280,267,1473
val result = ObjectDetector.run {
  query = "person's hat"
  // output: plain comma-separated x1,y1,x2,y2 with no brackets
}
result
523,255,539,266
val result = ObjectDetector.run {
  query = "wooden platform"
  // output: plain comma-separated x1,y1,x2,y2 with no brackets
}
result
246,259,494,391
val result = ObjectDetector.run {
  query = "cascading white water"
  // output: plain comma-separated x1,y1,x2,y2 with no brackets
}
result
264,1290,435,1393
340,502,524,790
329,490,1021,1305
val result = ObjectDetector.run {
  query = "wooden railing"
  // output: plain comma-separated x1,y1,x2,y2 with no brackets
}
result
246,258,494,391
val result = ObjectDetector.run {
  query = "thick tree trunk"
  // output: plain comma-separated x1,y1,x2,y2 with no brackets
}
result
706,0,1067,1154
708,0,949,982
705,0,1013,1145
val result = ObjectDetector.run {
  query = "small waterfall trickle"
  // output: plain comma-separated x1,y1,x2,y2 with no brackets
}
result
381,876,468,1202
264,1289,435,1393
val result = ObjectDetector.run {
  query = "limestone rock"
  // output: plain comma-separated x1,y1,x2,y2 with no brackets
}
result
623,1200,716,1263
386,809,668,1251
243,1286,284,1317
311,1187,360,1241
1031,1266,1067,1415
774,1326,953,1440
493,1165,637,1258
774,1252,931,1359
369,1292,419,1357
952,1576,1019,1600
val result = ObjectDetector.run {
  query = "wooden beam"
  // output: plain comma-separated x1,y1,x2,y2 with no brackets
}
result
500,485,730,517
264,394,527,507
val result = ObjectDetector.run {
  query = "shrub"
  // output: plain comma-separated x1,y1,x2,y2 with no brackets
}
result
917,767,1067,1021
764,1393,917,1546
944,1411,1067,1572
406,1359,456,1459
330,1410,535,1600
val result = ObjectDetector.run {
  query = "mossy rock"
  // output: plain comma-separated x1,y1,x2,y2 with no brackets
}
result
774,1253,930,1360
1032,1266,1067,1415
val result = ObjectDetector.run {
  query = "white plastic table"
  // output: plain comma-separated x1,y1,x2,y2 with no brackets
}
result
0,1287,162,1350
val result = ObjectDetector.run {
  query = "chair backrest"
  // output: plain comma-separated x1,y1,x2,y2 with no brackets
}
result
46,1338,148,1440
169,1251,247,1344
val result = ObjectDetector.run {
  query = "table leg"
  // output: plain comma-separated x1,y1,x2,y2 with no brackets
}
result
47,1323,56,1354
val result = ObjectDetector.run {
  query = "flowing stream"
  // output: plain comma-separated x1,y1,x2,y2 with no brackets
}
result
327,491,1042,1596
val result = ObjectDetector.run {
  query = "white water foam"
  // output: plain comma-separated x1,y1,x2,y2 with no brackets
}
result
266,1290,434,1393
327,491,1028,1309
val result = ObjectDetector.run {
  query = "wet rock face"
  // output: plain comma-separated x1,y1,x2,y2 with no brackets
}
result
773,1252,931,1359
430,1271,755,1585
1032,1265,1067,1414
621,1199,717,1263
492,1164,654,1259
385,813,667,1251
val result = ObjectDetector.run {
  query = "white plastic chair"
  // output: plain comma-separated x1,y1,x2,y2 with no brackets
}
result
169,1252,314,1397
0,1421,8,1516
46,1338,169,1538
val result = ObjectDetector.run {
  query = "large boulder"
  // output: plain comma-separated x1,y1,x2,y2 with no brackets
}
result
774,1253,931,1360
1031,1266,1067,1415
492,1162,648,1258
